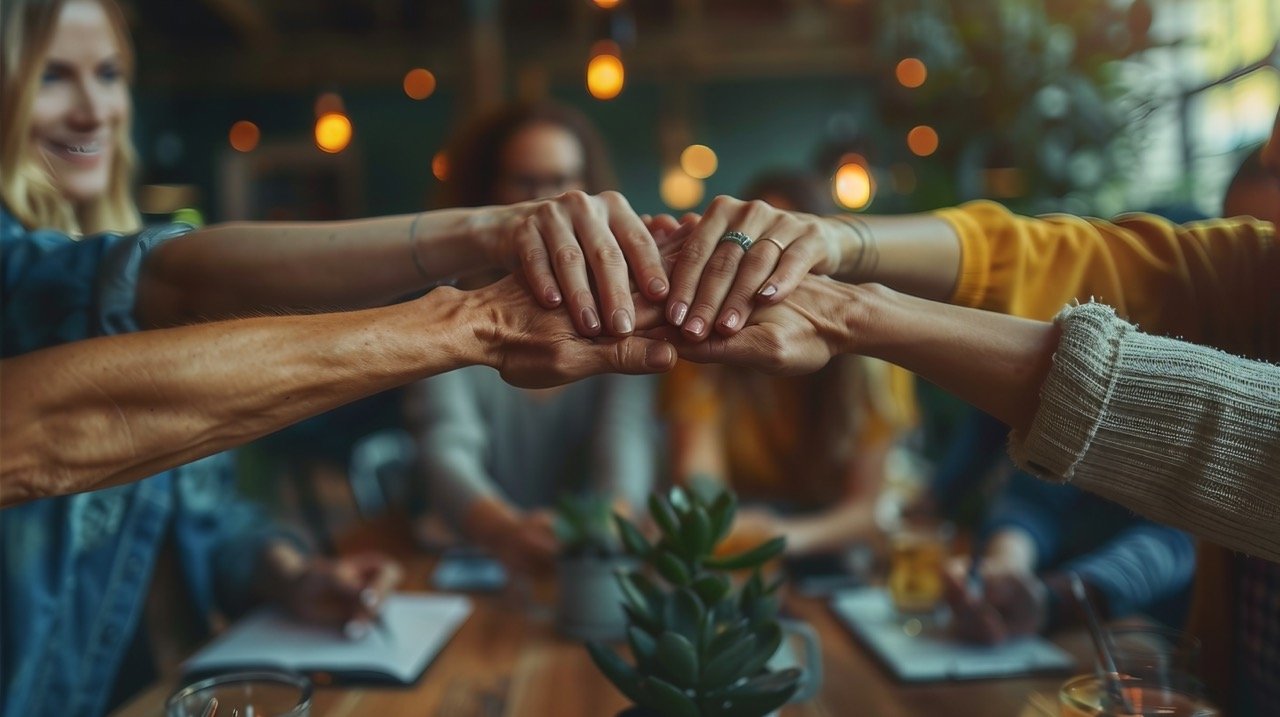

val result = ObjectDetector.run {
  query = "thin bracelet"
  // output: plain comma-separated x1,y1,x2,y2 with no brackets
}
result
834,215,879,278
408,212,430,282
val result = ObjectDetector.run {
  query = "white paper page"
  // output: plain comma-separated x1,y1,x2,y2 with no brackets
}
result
830,588,1075,682
184,593,472,683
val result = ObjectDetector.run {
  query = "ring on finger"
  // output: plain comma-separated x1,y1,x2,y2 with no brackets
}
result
756,236,787,253
718,231,754,251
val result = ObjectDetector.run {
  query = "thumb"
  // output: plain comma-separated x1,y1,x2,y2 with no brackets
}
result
599,337,676,374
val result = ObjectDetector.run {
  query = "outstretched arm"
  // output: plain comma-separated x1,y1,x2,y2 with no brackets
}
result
1,276,676,507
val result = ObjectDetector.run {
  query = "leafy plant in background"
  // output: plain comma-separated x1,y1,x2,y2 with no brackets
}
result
586,484,798,717
555,492,622,558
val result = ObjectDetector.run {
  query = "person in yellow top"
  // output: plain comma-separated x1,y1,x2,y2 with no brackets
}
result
664,172,919,556
654,108,1279,715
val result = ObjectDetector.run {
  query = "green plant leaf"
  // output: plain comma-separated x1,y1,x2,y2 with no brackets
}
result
687,475,723,507
705,537,786,571
654,631,699,687
682,504,713,558
655,550,692,586
718,668,802,717
740,622,783,676
708,492,737,547
615,515,651,558
708,618,750,657
746,596,779,629
669,486,692,515
586,642,645,705
692,573,731,607
664,587,705,639
627,626,657,668
623,603,663,636
640,676,700,717
648,493,681,540
700,634,757,690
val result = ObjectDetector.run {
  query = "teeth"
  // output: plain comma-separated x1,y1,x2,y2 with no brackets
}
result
63,142,101,154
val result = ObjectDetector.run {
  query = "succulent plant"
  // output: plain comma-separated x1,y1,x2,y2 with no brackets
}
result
587,483,800,717
555,492,622,559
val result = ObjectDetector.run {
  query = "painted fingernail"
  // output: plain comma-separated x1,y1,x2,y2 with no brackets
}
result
645,342,676,369
648,277,668,296
758,284,778,298
686,317,706,336
669,302,688,326
545,287,562,305
720,310,740,330
613,309,634,334
582,307,601,332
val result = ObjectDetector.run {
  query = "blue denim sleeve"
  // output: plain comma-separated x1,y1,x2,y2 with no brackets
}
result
170,456,311,621
1,213,194,356
1058,523,1197,620
982,471,1079,567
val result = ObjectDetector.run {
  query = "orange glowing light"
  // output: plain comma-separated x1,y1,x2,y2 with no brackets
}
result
228,120,260,153
432,151,449,181
403,68,437,100
833,162,874,210
660,168,703,210
587,54,625,100
907,125,939,157
315,113,352,154
680,144,718,179
895,58,928,88
594,0,621,7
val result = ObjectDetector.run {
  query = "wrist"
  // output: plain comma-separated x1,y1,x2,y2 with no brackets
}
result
825,215,878,281
468,204,522,270
836,282,891,356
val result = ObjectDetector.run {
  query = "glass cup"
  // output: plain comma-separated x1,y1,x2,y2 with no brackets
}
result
1059,627,1219,716
166,671,312,717
887,522,951,617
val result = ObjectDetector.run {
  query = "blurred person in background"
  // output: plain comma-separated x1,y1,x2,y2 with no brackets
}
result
0,4,677,716
664,170,918,557
409,102,658,575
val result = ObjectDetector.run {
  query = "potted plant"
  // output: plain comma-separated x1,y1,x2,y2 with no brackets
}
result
555,492,633,641
587,484,804,717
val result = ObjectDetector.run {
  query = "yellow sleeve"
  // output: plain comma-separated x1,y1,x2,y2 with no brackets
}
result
659,360,723,424
855,363,919,449
933,200,1279,356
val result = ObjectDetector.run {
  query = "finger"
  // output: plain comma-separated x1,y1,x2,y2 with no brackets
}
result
634,294,667,331
644,213,682,244
514,216,562,308
566,192,636,336
684,200,776,341
663,332,755,369
666,197,737,327
537,201,601,337
601,191,670,303
756,231,827,305
714,235,784,335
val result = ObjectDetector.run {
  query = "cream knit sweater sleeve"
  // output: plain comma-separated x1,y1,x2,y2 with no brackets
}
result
1010,303,1280,561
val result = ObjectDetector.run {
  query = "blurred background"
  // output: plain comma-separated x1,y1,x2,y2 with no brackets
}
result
123,0,1279,227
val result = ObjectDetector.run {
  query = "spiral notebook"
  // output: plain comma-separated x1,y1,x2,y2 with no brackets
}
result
830,587,1075,682
183,593,472,686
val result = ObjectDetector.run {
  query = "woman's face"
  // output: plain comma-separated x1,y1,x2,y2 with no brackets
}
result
29,0,127,206
493,122,586,205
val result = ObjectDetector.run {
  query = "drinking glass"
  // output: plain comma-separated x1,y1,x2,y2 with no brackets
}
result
166,671,311,717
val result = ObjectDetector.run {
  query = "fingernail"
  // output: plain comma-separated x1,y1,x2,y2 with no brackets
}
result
686,317,705,337
759,284,778,298
645,342,675,369
720,310,739,330
545,287,562,305
582,307,601,332
613,309,634,334
648,277,668,296
669,302,688,326
360,588,378,609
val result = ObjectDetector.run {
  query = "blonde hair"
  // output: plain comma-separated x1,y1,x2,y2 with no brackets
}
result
1,0,140,235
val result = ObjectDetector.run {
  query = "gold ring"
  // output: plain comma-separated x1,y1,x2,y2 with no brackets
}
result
758,237,787,252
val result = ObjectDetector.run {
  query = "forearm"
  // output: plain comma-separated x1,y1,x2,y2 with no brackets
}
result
827,214,961,302
782,501,878,555
1,288,482,506
851,285,1060,435
136,208,505,327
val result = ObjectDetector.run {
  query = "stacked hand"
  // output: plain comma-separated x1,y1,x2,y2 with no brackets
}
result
274,552,404,633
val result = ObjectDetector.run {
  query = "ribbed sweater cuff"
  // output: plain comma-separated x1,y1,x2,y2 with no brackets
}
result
1009,302,1125,483
932,203,991,309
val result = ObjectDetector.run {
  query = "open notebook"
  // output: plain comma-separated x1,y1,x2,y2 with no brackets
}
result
184,593,472,686
830,587,1075,682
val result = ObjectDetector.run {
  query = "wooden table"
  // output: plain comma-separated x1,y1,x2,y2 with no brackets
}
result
114,552,1084,717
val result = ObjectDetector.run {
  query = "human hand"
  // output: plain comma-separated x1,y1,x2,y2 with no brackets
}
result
486,191,670,337
465,274,676,388
467,498,559,575
942,555,1048,644
663,196,856,341
278,552,404,631
650,276,869,376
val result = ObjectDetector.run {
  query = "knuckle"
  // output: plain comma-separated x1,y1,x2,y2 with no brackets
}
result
562,189,591,210
592,244,626,267
746,199,770,216
707,195,738,214
706,249,741,278
600,189,625,206
554,244,585,268
521,246,548,267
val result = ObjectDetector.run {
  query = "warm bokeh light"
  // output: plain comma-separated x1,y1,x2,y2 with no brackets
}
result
315,113,353,153
907,125,939,157
432,151,449,181
833,162,874,210
403,68,437,100
680,144,718,179
587,54,625,100
314,92,345,117
593,0,621,7
660,168,704,210
228,120,260,153
895,58,928,88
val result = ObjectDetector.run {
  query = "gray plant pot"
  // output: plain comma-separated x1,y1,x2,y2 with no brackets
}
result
557,555,633,641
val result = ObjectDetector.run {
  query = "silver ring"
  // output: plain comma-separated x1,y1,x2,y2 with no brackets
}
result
757,237,787,253
719,231,754,251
